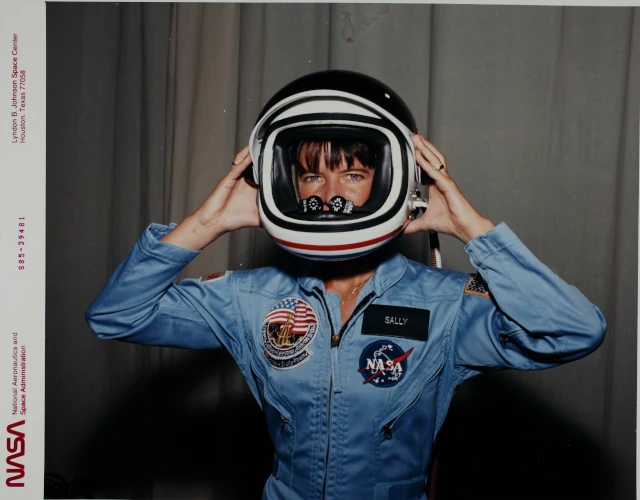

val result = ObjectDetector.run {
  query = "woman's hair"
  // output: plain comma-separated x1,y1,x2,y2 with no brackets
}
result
288,139,376,173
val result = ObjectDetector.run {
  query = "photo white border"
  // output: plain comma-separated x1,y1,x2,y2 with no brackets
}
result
0,1,637,499
0,0,46,499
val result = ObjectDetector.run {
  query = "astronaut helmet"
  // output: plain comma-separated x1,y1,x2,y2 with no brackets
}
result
248,70,426,261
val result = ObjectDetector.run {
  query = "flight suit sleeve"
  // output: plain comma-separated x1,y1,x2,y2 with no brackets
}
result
452,223,606,373
85,223,245,360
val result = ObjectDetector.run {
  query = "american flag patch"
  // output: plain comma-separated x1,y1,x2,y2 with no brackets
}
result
262,297,319,370
464,273,491,298
265,297,317,335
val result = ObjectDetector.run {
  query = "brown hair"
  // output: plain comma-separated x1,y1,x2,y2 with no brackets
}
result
288,139,376,173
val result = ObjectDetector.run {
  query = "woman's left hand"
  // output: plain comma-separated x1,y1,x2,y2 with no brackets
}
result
404,134,496,244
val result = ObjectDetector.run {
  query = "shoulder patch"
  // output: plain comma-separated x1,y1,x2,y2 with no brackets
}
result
464,273,491,298
199,270,231,282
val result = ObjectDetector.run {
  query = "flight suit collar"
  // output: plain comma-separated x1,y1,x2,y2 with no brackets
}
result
295,250,408,297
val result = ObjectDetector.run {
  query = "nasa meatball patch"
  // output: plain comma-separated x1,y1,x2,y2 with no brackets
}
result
464,273,491,298
358,340,413,388
262,297,318,370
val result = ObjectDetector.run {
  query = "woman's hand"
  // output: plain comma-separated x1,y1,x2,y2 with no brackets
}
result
193,145,260,232
404,135,495,244
161,145,260,250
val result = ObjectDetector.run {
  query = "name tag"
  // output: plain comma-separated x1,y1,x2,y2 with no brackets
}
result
361,305,430,341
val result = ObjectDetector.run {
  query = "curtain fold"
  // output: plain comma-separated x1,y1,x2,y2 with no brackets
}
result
46,3,172,498
601,8,639,497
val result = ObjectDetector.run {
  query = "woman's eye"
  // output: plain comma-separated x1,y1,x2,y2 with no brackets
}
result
303,175,321,183
346,173,363,181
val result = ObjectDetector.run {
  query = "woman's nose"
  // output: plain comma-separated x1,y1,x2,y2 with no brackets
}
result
321,178,341,210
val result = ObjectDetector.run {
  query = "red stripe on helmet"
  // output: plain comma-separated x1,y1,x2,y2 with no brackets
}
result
272,226,404,251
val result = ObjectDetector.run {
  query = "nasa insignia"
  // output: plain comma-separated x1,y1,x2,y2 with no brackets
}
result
358,340,413,388
262,297,318,370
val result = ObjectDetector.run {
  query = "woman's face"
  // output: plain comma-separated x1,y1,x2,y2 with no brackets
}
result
296,144,375,209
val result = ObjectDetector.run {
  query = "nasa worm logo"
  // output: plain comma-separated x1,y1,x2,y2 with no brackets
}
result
262,297,318,370
358,340,413,387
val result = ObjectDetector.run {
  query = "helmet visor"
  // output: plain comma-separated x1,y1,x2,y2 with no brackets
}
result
265,125,393,222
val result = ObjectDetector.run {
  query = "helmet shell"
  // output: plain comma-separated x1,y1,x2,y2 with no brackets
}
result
249,70,422,261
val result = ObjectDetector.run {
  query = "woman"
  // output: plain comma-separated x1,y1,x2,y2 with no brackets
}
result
86,71,605,500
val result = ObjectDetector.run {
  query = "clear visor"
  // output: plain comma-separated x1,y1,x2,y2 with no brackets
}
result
266,125,395,222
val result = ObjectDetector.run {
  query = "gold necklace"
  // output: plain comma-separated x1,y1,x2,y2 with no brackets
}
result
339,276,373,305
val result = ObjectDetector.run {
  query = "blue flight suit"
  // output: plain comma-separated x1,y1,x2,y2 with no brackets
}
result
85,222,606,500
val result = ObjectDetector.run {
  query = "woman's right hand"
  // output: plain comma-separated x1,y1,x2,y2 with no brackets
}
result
160,145,260,251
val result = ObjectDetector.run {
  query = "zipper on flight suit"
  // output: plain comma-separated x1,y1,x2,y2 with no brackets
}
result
331,291,376,347
320,291,376,499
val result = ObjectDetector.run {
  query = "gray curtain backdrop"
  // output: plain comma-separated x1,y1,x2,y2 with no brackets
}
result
46,3,637,499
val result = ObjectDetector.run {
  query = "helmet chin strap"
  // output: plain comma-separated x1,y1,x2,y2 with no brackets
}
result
298,195,355,215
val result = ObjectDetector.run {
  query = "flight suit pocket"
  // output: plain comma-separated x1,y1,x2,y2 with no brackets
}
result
374,475,426,500
373,355,443,486
264,397,295,486
253,361,296,487
377,352,445,439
